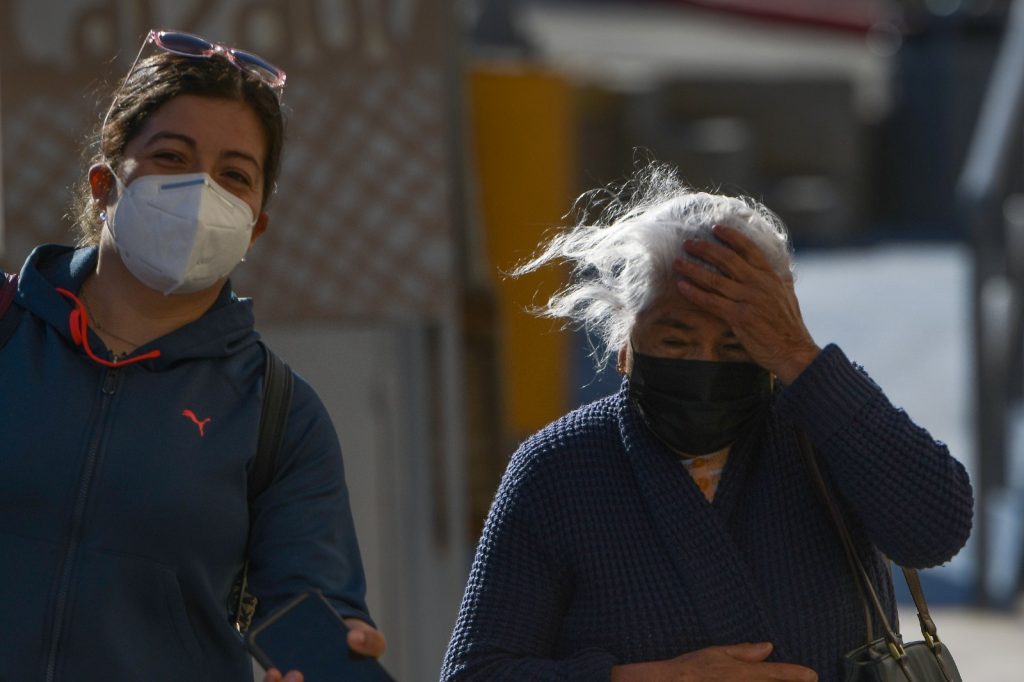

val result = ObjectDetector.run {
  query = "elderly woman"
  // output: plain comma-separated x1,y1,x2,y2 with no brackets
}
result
441,164,973,681
0,31,383,682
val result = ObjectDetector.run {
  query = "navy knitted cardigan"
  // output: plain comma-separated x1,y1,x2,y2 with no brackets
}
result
442,345,973,682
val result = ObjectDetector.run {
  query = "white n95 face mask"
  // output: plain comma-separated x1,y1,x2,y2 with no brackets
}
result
104,172,257,295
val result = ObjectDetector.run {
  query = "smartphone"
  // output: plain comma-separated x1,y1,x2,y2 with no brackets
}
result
246,591,395,682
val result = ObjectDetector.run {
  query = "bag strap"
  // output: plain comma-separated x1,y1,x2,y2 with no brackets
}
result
902,564,942,649
0,273,22,350
796,432,912,657
234,344,294,632
797,433,960,682
249,344,294,504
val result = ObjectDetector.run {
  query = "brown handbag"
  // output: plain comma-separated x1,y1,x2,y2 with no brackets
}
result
797,433,963,682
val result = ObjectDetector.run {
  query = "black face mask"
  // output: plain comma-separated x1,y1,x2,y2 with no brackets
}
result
627,352,773,456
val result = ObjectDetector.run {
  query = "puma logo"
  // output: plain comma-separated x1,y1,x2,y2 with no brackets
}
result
182,409,212,437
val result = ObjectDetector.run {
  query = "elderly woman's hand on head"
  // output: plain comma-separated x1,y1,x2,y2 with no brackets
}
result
260,618,386,682
674,224,821,385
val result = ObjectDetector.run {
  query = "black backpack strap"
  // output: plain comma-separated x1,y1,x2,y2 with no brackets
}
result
0,273,23,350
233,343,294,633
249,343,294,505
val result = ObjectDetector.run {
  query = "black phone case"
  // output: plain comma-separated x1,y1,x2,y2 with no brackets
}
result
246,591,395,682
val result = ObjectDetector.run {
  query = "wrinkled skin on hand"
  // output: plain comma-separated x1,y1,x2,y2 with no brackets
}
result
673,225,820,385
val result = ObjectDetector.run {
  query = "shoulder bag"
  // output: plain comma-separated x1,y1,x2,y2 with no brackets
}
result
797,433,963,682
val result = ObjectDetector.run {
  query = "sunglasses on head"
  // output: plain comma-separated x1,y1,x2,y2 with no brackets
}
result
129,29,287,94
100,29,286,149
139,30,284,92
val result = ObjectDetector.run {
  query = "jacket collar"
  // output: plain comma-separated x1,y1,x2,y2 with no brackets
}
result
17,244,259,370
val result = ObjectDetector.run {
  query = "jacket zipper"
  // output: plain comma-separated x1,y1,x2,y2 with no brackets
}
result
43,368,120,682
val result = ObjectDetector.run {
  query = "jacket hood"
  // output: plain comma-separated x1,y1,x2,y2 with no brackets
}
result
16,244,260,370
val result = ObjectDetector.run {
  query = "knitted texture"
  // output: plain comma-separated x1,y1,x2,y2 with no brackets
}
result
441,344,973,682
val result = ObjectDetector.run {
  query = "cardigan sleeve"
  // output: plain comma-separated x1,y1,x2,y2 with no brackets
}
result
774,343,973,568
441,449,617,681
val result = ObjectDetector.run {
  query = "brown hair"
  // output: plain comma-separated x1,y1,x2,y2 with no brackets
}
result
71,50,286,245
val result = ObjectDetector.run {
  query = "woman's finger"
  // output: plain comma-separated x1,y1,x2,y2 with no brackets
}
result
673,258,744,302
681,237,747,280
345,619,387,658
710,224,776,272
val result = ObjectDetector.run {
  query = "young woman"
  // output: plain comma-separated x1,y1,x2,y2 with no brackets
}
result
0,30,383,682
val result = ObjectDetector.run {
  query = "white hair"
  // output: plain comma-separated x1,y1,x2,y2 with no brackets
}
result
512,162,793,369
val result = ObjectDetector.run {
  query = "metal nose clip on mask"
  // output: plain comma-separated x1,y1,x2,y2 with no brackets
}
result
104,172,257,295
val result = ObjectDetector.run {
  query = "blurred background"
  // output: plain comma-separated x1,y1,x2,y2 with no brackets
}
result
2,0,1024,679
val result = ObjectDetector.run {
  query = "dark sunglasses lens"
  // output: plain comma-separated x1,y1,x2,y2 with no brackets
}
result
231,49,285,86
154,31,214,57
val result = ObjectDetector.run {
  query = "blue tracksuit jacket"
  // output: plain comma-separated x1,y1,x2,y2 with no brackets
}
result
0,245,371,681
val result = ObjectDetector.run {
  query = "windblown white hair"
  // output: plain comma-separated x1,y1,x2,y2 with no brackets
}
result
513,162,793,368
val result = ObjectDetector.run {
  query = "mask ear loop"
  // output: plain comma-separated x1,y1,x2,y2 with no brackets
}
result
98,169,125,232
55,288,161,367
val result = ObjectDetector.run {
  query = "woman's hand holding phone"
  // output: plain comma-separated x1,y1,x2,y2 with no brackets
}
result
261,619,387,682
249,592,393,682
